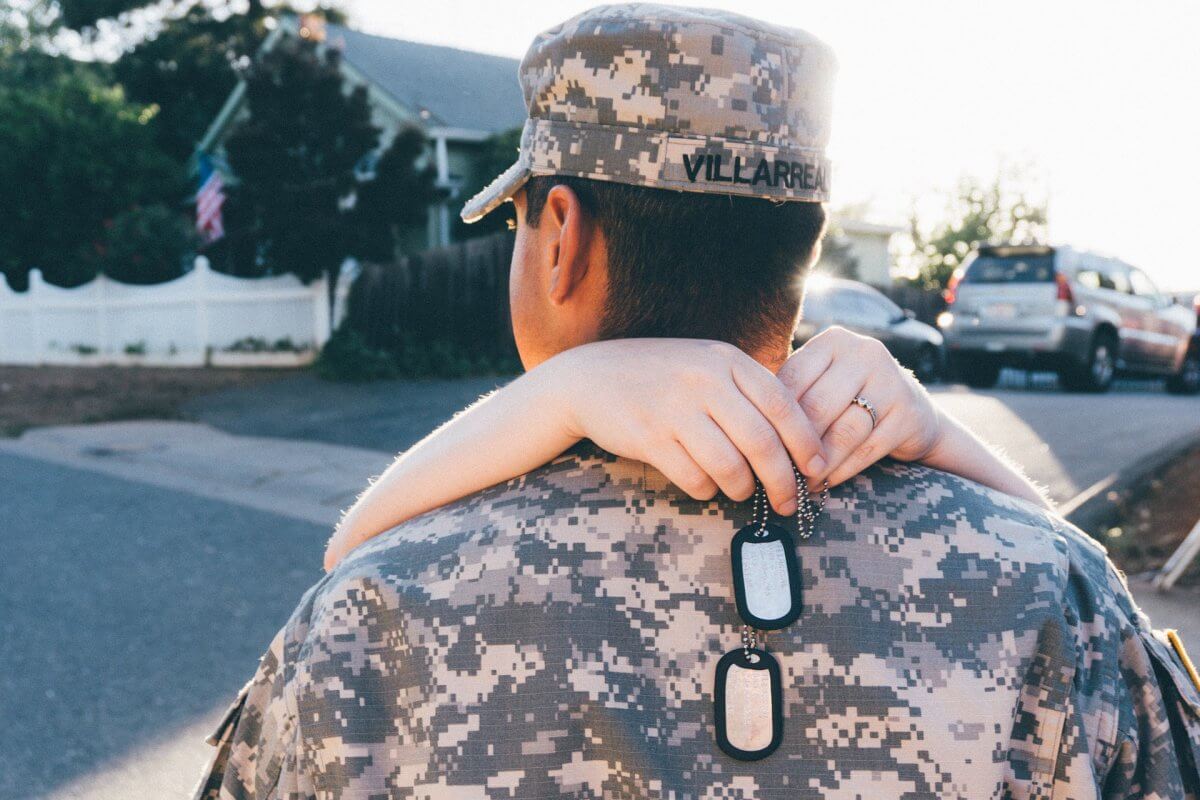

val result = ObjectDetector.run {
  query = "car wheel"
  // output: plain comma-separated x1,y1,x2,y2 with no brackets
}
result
952,356,1000,389
912,344,941,384
1061,331,1116,393
1166,348,1200,395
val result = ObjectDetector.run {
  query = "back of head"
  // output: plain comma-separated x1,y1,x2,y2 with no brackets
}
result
524,176,827,355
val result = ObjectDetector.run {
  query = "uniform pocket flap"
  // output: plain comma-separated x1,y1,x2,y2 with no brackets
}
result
1145,628,1200,718
1141,627,1200,796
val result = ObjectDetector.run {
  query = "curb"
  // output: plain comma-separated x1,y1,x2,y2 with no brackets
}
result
1061,429,1200,536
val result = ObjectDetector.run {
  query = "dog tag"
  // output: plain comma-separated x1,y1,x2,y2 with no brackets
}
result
714,647,783,760
731,523,802,630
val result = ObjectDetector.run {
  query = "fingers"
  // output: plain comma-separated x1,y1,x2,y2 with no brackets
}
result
670,414,762,502
703,390,799,514
823,410,905,487
646,436,721,502
796,354,870,438
731,359,826,479
814,374,903,485
777,327,837,398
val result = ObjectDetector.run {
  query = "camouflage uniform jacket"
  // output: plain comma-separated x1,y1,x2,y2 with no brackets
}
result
195,444,1200,799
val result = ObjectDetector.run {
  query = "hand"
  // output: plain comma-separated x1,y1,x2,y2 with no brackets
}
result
551,339,826,514
778,327,944,487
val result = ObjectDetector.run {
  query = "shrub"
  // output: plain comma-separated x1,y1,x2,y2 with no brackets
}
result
315,326,521,382
314,327,399,382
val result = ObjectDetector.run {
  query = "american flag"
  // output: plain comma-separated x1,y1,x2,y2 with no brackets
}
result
196,155,226,243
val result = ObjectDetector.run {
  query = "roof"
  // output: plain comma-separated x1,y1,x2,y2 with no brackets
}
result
324,23,526,135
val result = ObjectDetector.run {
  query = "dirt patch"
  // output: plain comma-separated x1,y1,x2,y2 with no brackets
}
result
0,366,291,436
1096,442,1200,586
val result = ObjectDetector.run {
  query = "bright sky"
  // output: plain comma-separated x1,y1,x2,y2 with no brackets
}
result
345,0,1199,291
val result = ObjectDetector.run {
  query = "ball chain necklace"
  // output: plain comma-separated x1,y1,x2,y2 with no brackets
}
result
714,466,829,761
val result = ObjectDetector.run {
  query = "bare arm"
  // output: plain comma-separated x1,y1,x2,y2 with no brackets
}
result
327,334,1048,570
329,364,580,570
919,411,1049,508
329,339,827,569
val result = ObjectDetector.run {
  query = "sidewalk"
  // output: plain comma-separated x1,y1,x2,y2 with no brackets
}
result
0,420,391,528
4,419,1196,644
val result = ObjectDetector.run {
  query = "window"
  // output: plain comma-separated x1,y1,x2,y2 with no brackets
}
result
963,253,1056,284
1129,269,1159,297
1077,269,1117,291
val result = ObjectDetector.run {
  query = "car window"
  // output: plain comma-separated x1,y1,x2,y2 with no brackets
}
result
801,289,838,321
866,290,904,320
1105,265,1131,293
845,292,893,325
963,253,1056,283
1128,269,1159,297
826,291,860,320
1076,269,1118,291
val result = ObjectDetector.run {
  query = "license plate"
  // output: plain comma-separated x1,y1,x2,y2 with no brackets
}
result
983,302,1017,319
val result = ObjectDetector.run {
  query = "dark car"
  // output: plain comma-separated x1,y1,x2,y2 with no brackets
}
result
1166,292,1200,395
795,277,945,382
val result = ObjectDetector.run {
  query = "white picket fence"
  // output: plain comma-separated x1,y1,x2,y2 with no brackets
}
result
0,257,349,367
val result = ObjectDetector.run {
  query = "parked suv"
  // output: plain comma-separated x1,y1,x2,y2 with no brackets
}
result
938,244,1197,393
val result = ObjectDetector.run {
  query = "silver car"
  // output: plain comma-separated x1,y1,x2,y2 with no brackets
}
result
938,244,1198,393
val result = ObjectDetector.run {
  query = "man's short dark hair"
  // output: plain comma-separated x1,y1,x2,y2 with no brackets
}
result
523,176,827,355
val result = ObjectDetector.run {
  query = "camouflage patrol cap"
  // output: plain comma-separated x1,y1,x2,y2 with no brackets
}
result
460,3,837,223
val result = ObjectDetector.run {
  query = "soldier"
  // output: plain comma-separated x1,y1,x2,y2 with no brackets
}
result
196,5,1200,798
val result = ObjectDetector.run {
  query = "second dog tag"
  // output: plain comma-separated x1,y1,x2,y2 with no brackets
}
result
714,647,784,760
731,523,802,630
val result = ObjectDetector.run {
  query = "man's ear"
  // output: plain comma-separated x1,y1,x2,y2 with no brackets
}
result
542,185,596,306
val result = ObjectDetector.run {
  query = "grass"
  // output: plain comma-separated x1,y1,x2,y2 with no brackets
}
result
1096,441,1200,586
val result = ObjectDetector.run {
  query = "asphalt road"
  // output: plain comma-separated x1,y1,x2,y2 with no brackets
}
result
189,371,1200,504
188,373,507,454
931,374,1200,502
0,452,328,799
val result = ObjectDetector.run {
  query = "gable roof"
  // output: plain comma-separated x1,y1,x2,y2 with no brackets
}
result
325,23,526,135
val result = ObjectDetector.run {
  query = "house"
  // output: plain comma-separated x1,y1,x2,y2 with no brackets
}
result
196,16,526,251
817,219,903,287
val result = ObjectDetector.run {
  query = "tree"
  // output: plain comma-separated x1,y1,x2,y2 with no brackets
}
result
451,125,521,241
348,126,440,261
222,33,435,312
905,168,1047,290
55,0,163,31
0,68,185,288
113,4,269,161
113,3,347,161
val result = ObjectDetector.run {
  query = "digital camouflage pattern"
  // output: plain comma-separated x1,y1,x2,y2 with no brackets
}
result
460,4,837,223
195,444,1200,799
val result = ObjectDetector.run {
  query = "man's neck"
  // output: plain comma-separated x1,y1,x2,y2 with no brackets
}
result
749,345,790,375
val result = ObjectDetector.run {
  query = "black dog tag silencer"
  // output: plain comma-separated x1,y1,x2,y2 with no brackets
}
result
731,523,802,630
714,647,784,760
